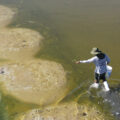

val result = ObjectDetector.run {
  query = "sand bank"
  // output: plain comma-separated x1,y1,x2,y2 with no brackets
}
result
0,59,67,105
0,28,43,60
0,5,43,60
18,102,104,120
0,5,16,28
0,4,67,106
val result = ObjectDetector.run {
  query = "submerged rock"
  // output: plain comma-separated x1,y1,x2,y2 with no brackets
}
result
0,5,16,28
0,60,67,105
0,28,43,59
19,102,104,120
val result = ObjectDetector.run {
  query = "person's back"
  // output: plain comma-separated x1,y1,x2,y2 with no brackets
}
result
94,53,110,74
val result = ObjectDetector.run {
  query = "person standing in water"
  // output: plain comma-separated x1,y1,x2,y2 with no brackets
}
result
76,47,110,91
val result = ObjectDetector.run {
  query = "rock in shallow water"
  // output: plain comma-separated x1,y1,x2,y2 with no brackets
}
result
0,60,67,105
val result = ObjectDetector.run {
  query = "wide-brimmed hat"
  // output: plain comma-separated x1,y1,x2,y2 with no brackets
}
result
90,47,102,55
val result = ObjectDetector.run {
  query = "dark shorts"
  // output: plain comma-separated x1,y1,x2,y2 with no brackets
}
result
95,73,106,83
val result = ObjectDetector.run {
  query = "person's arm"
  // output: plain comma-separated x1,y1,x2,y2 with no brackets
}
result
106,55,110,64
76,57,97,64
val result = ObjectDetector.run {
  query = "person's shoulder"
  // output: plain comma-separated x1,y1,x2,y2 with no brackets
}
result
91,56,98,61
105,54,110,60
104,53,107,56
104,54,109,58
92,56,98,59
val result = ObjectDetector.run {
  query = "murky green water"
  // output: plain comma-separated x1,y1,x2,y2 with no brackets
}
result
0,0,120,119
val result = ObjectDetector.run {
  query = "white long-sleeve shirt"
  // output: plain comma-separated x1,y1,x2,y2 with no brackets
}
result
80,55,110,74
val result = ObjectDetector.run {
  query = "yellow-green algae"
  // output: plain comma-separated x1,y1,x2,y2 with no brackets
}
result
17,101,105,120
0,87,39,120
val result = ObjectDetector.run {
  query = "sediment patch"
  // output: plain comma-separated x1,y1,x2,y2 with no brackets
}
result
0,59,67,105
0,5,16,28
20,102,104,120
0,28,43,59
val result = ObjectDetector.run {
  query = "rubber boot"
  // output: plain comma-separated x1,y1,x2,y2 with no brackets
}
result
103,81,110,91
90,83,99,89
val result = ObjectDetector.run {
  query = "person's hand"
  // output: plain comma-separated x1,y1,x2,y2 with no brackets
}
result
75,61,80,64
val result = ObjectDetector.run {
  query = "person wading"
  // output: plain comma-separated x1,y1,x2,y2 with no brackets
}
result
76,47,110,91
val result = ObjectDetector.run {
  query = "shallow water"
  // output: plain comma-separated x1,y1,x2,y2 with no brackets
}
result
0,0,120,120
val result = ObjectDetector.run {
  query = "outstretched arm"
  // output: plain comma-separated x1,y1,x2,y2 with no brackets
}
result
76,57,97,64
